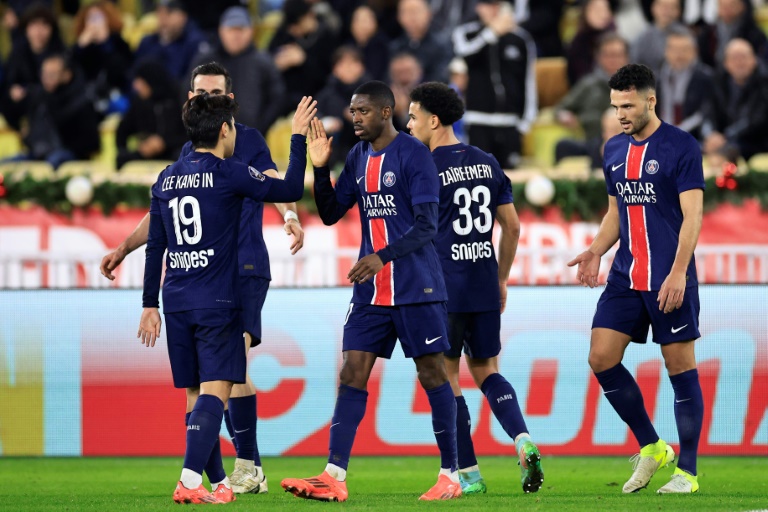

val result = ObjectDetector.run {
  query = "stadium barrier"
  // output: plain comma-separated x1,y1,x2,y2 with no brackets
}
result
0,286,765,457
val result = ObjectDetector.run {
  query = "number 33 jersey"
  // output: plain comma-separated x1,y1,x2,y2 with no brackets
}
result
602,122,705,292
432,143,514,312
150,152,280,313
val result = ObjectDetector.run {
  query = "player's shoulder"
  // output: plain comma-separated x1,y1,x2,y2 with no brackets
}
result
397,132,430,152
234,122,266,142
604,132,628,154
660,122,699,150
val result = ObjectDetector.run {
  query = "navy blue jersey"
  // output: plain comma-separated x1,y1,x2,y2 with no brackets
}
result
331,132,447,305
602,122,705,291
146,136,305,313
432,143,514,312
180,123,277,280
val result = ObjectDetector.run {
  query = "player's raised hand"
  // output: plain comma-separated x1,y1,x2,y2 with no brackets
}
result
100,248,127,281
285,218,305,255
292,96,317,136
567,249,601,288
138,307,162,347
307,117,334,168
348,253,384,284
657,271,686,313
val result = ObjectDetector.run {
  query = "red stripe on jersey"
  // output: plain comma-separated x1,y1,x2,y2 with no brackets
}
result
626,142,651,290
365,154,384,193
369,218,393,305
628,205,651,290
625,143,646,180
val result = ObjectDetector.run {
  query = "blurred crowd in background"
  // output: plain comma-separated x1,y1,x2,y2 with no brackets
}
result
0,0,767,176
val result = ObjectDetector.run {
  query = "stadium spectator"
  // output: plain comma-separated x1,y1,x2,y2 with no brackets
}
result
1,4,64,129
519,0,566,57
388,52,424,131
566,0,615,85
656,26,715,140
72,0,133,116
631,0,685,75
697,0,768,68
453,0,537,168
390,0,453,83
190,7,284,135
702,38,768,161
116,60,186,168
427,0,477,36
556,32,628,142
316,46,369,167
181,0,241,37
269,0,337,116
15,54,100,168
348,4,391,82
134,0,208,83
447,57,468,142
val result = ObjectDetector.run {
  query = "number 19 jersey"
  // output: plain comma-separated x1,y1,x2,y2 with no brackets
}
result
432,143,514,312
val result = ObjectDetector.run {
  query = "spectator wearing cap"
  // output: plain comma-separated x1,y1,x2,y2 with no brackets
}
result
134,0,207,83
1,3,65,130
189,7,284,134
389,0,453,83
269,0,337,116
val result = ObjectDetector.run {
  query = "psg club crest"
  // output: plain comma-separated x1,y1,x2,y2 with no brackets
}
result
383,171,396,187
249,166,266,181
645,159,659,175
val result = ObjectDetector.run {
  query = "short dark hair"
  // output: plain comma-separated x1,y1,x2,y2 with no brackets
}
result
353,80,395,109
410,82,464,126
608,64,656,94
190,62,232,94
596,32,628,56
332,45,363,67
182,94,239,149
283,0,312,26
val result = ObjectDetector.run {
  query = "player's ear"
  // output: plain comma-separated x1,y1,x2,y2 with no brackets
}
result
381,105,392,120
187,91,194,100
430,114,440,130
647,90,657,111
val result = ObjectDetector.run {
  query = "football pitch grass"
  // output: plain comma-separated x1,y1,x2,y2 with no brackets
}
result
4,456,767,511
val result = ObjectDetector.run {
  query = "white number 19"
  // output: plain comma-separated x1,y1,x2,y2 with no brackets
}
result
168,196,202,245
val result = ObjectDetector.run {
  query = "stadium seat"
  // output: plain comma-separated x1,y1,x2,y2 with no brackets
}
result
265,116,293,170
548,155,592,180
96,113,122,168
748,153,768,172
523,109,582,167
0,161,55,181
536,57,569,108
57,160,114,179
119,160,173,178
0,128,22,160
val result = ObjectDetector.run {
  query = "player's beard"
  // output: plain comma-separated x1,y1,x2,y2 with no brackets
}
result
626,105,651,137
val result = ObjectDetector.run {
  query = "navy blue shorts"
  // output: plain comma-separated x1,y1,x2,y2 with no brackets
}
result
240,276,269,347
342,301,450,359
164,309,247,388
445,311,502,359
592,281,701,344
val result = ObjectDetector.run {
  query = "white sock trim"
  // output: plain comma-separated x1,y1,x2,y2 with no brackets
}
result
180,468,203,489
325,463,347,482
459,464,480,474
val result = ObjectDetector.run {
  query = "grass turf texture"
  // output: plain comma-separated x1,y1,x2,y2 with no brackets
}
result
3,456,767,511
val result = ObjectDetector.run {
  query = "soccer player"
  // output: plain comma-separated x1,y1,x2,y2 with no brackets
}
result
101,62,303,494
138,93,313,504
568,64,705,494
280,81,461,502
406,82,544,494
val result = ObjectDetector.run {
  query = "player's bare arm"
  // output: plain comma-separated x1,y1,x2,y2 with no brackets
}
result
496,203,520,313
100,213,151,280
657,188,703,313
568,196,620,288
138,307,162,348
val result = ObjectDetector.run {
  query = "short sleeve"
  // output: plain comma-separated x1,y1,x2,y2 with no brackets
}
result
491,156,513,204
407,144,440,206
676,135,706,194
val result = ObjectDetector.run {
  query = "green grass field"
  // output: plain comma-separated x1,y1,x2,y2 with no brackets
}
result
3,456,767,511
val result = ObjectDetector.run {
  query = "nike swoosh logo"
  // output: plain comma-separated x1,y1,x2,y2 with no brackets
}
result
330,422,340,428
603,389,619,394
671,324,688,334
356,176,364,184
425,336,442,345
675,398,692,403
612,163,624,171
233,428,249,434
